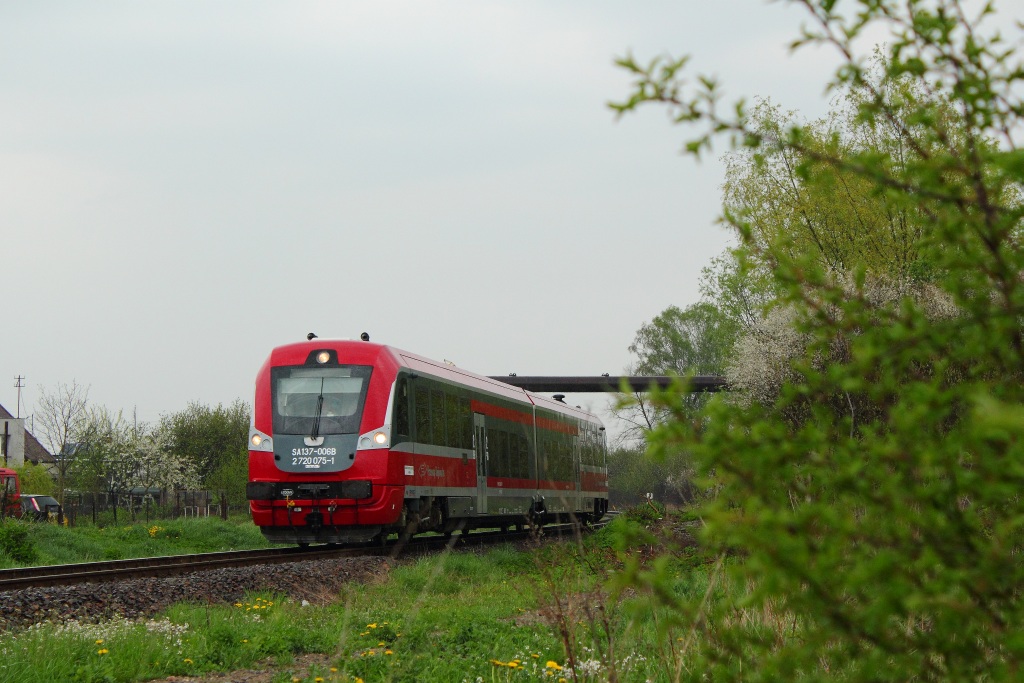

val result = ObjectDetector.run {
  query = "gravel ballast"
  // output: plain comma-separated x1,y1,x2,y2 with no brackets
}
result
0,556,390,632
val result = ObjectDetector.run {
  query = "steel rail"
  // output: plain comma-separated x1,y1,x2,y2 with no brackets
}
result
0,546,360,592
0,519,607,592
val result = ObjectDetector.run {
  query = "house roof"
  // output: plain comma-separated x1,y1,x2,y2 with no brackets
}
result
0,404,56,465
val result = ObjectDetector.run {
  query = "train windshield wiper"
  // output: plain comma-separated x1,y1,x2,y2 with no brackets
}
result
311,379,325,440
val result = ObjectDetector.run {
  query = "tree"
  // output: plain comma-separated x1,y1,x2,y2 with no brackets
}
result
606,445,700,506
129,424,199,504
720,83,950,280
159,400,250,488
630,302,737,377
613,301,737,447
611,300,739,505
33,381,89,505
69,407,132,523
613,1,1024,680
698,247,776,332
12,462,53,496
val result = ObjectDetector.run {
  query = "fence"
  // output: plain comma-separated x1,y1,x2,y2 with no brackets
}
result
60,490,232,525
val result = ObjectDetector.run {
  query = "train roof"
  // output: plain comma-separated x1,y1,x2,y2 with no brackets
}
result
269,339,604,426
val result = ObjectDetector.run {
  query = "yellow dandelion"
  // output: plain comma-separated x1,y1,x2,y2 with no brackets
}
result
355,679,365,683
385,650,393,655
97,649,108,655
508,662,519,669
490,659,506,666
184,658,193,664
546,661,563,670
532,653,540,658
95,639,103,645
242,639,248,643
330,668,338,673
367,623,377,628
234,602,243,608
315,678,324,682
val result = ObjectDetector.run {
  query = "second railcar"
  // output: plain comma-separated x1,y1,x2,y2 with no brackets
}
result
246,339,609,545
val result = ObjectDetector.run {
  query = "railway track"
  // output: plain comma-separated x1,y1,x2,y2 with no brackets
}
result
0,519,605,592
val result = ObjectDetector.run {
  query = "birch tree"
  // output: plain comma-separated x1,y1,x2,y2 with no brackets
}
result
34,381,89,505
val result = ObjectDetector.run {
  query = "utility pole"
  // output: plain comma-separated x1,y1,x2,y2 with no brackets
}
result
13,375,25,418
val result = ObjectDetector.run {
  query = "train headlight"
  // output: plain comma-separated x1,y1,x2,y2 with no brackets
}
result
358,426,390,450
249,428,273,452
316,351,330,364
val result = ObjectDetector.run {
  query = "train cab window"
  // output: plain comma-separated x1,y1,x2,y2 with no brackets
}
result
272,365,372,435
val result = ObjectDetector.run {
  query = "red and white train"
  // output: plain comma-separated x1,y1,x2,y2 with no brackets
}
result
247,338,609,545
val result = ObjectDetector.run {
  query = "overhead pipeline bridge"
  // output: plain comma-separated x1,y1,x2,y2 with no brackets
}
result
486,375,727,394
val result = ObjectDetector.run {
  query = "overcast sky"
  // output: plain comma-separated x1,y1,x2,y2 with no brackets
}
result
3,1,1020,438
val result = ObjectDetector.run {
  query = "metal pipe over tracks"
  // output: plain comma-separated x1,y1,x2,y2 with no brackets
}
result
486,375,727,393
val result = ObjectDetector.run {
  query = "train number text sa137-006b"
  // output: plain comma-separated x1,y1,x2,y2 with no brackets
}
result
290,447,338,468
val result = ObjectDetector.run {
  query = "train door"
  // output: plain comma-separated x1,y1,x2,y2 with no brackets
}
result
474,413,488,514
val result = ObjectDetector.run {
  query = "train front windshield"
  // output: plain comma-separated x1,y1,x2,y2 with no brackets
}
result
272,366,372,435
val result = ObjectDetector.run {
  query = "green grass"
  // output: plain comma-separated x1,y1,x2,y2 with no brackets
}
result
0,515,271,567
0,516,715,682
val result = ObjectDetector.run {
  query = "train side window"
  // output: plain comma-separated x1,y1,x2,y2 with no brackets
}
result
414,385,430,445
487,427,508,477
458,396,473,449
393,377,410,441
511,432,528,479
499,429,512,477
430,388,446,446
538,437,550,481
444,391,462,449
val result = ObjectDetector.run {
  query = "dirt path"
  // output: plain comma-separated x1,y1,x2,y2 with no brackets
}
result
148,653,336,683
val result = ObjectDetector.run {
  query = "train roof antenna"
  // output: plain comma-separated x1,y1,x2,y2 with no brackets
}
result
360,332,370,341
307,332,318,340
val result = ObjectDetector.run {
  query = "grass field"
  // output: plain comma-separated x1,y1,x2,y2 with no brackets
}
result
0,512,708,683
0,514,272,568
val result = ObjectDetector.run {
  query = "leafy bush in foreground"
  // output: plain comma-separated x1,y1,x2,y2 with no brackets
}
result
614,1,1024,680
